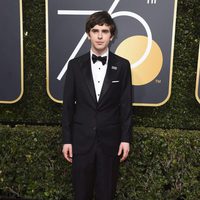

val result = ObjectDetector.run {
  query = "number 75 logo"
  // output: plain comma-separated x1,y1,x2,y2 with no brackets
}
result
46,0,178,106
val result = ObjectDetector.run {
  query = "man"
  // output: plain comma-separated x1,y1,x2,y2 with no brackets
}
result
62,11,132,200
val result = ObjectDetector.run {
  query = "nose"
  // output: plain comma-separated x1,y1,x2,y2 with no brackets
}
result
98,31,102,39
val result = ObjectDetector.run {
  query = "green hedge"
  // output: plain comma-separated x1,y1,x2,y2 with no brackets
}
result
0,125,199,200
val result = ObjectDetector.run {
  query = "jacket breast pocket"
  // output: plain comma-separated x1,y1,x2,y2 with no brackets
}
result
111,80,120,84
110,80,121,96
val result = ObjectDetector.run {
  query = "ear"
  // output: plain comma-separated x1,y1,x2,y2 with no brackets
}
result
110,36,114,41
87,33,91,40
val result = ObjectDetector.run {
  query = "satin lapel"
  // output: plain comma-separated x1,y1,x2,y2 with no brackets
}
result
98,52,115,104
81,53,97,103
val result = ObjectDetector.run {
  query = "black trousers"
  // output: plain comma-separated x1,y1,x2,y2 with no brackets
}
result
72,140,120,200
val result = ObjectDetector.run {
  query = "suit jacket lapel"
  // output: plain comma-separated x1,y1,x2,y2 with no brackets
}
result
98,52,115,104
81,53,97,103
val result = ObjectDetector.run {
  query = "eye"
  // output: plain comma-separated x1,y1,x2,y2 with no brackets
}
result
91,29,98,33
102,30,110,33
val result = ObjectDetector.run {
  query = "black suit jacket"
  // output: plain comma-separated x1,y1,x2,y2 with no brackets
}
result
62,51,132,155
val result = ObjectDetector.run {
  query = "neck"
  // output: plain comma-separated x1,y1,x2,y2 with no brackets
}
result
91,48,108,56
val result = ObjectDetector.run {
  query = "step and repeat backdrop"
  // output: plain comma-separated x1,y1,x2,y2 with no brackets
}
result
0,0,23,104
1,0,199,106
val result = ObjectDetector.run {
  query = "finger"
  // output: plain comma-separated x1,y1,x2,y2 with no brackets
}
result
63,152,69,160
120,155,126,162
120,150,129,162
66,157,73,163
65,153,73,163
69,147,73,158
68,148,73,163
118,145,122,156
63,149,73,163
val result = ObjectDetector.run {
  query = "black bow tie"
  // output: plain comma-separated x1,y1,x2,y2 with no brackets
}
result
92,54,107,65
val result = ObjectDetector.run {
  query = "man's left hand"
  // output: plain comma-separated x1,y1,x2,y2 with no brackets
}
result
118,142,130,162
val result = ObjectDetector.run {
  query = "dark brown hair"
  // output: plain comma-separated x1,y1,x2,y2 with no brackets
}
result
85,11,117,37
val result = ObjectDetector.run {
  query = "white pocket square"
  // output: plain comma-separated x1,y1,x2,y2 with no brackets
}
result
112,80,120,83
111,66,118,70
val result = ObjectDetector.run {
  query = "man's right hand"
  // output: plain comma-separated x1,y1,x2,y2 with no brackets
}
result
62,144,73,163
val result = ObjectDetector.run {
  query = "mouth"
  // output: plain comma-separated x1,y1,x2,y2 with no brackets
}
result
96,42,104,45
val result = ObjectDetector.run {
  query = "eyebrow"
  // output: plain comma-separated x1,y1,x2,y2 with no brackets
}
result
91,28,110,32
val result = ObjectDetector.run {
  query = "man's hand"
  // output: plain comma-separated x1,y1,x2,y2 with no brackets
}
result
62,144,73,163
118,142,130,162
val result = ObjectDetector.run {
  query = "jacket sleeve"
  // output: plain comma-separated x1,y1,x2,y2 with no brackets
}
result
120,60,132,143
62,60,75,144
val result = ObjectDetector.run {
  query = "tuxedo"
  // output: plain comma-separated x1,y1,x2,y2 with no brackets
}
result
62,51,132,155
62,51,132,200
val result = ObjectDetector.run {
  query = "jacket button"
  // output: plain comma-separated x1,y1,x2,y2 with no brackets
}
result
93,127,96,131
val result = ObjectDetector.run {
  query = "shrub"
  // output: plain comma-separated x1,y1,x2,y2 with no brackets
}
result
0,125,199,200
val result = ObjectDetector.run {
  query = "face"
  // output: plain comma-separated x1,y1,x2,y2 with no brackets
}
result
88,24,113,56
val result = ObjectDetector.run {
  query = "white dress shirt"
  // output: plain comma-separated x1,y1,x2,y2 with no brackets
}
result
90,50,109,101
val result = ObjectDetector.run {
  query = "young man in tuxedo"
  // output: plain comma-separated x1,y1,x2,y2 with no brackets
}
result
62,11,132,200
